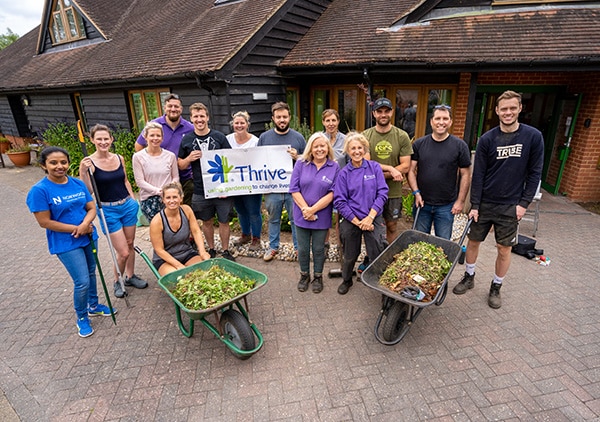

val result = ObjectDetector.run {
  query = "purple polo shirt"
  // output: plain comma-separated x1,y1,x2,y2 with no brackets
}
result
333,159,388,221
136,115,194,180
289,158,340,230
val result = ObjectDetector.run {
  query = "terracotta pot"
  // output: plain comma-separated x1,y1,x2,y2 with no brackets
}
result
7,151,31,167
0,142,10,154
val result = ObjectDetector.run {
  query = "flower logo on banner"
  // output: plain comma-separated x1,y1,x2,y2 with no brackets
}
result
207,154,234,183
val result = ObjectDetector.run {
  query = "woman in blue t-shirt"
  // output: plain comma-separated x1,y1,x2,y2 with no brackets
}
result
27,147,116,338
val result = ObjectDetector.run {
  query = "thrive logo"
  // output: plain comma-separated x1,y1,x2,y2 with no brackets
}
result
208,154,234,183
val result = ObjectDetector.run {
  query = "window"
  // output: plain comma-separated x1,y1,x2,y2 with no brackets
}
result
311,86,359,133
128,89,172,132
50,0,86,45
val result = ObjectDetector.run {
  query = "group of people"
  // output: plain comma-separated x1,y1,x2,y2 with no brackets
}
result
26,89,543,338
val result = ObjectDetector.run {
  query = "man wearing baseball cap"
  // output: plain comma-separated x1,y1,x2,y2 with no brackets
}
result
363,97,413,245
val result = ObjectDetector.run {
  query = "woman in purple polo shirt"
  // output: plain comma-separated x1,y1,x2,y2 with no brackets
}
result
333,132,388,295
289,132,340,293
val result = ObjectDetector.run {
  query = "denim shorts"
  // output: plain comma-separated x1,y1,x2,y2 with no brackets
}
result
100,197,139,234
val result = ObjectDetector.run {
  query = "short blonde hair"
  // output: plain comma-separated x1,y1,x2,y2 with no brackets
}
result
343,132,369,155
230,110,251,128
301,132,334,162
142,121,163,139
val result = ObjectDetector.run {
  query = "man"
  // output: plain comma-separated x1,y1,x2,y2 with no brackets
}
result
258,101,306,262
178,103,235,261
453,90,544,309
135,94,194,206
407,104,471,239
363,97,413,244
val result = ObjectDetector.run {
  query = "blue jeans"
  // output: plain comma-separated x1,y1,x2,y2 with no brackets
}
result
264,193,297,250
413,202,454,240
296,226,328,275
57,243,99,319
234,194,263,238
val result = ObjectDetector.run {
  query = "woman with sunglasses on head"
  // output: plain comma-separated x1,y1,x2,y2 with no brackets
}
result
80,124,148,299
27,146,115,338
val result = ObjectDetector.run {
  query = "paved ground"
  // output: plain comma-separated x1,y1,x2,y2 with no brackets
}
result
1,160,599,421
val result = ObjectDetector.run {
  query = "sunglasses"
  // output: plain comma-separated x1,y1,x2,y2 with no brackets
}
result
434,104,451,110
165,93,181,101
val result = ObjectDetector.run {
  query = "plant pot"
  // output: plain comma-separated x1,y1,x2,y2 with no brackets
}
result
0,142,10,154
7,151,31,167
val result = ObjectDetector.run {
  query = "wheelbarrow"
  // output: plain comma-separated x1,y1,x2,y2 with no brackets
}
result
360,213,471,345
135,246,267,359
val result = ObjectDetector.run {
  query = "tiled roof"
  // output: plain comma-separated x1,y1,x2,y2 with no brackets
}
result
281,1,600,68
0,0,286,91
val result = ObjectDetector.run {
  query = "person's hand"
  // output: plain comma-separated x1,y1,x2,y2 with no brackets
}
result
302,206,316,220
414,194,424,208
516,205,527,220
80,157,94,171
200,251,211,260
188,150,202,162
358,217,374,231
389,167,404,181
452,199,464,215
469,209,479,222
72,222,92,238
287,147,298,160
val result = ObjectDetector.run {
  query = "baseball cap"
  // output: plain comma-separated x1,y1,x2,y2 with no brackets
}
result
373,97,392,110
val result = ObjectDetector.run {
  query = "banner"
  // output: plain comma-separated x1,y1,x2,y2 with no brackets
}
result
200,145,293,198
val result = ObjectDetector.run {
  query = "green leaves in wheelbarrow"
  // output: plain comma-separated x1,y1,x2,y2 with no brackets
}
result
172,265,255,310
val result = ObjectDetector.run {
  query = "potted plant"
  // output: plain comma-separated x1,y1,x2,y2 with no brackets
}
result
6,143,32,167
0,137,10,154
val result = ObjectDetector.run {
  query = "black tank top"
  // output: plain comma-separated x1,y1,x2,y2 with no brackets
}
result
91,157,129,202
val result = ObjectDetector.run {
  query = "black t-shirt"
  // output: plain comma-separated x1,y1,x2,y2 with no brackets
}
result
179,129,230,195
411,134,471,205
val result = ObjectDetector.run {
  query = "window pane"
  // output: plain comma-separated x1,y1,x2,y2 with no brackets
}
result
77,14,85,37
425,89,453,134
313,90,329,131
286,90,298,120
144,92,160,121
53,13,66,42
338,89,357,133
131,93,145,132
395,89,419,139
66,9,78,37
63,0,72,7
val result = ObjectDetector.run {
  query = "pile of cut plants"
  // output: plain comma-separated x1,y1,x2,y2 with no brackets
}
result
379,241,452,302
172,265,255,310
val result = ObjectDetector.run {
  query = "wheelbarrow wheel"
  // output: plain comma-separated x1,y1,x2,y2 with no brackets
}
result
381,300,410,342
219,309,256,360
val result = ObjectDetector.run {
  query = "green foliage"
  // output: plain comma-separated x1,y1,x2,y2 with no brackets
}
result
40,122,138,190
0,28,19,50
402,190,414,221
264,116,313,140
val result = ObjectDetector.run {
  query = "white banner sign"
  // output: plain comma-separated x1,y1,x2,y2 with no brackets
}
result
200,145,293,198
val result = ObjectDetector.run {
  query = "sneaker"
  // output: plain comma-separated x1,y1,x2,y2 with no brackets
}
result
263,248,278,262
125,274,148,289
221,250,236,261
76,317,94,338
312,274,323,293
297,273,310,292
357,256,370,274
114,281,126,298
337,279,353,295
88,304,117,317
208,248,217,259
248,237,261,251
234,234,251,246
488,282,502,309
453,272,475,295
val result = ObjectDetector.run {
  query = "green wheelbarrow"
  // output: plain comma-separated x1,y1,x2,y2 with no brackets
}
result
135,247,268,360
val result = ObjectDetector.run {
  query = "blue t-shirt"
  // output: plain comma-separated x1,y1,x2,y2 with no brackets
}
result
26,177,98,255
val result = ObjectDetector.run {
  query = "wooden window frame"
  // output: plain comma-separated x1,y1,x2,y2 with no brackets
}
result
49,0,86,45
128,88,172,132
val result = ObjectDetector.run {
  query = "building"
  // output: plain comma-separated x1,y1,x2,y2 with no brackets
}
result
1,0,599,200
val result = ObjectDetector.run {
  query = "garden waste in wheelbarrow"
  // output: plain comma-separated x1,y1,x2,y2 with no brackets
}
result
361,229,464,345
136,247,267,360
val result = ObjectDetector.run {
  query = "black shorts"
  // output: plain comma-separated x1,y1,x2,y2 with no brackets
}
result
192,194,234,223
468,203,519,246
382,197,402,222
152,249,199,270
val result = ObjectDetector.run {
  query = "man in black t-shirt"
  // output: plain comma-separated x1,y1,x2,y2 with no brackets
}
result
178,103,235,261
407,105,471,240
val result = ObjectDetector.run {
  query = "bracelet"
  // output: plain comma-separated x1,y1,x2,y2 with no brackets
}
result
412,190,421,195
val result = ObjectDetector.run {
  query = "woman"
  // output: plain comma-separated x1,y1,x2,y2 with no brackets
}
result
80,124,148,299
133,122,179,221
150,182,211,275
226,111,263,251
289,132,339,293
27,146,115,338
333,132,388,295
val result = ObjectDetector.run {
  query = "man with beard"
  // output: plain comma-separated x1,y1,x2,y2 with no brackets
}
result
178,103,235,261
363,97,413,244
258,101,306,261
453,90,543,309
136,94,194,206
